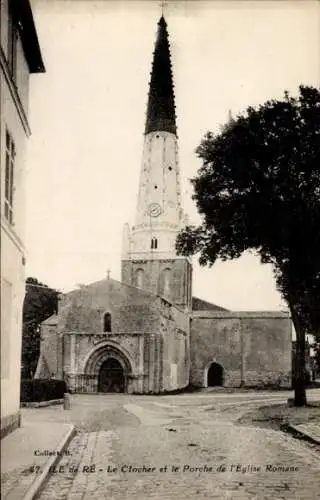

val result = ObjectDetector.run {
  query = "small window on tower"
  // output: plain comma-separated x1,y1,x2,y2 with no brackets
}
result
151,237,158,249
154,185,158,189
168,166,172,171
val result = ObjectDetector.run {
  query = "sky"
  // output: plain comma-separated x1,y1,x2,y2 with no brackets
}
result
26,0,320,310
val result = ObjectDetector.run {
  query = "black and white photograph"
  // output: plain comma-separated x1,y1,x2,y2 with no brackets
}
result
1,0,320,498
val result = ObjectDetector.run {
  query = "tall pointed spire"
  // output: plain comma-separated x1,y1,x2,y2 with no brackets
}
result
121,13,192,309
145,16,177,135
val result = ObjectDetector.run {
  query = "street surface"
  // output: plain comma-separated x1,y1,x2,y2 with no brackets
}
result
37,390,320,499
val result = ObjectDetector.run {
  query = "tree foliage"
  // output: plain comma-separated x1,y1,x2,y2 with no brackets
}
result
21,277,59,378
177,86,320,404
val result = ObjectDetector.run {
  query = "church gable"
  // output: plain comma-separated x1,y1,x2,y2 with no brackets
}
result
63,278,158,306
57,278,161,334
41,313,58,326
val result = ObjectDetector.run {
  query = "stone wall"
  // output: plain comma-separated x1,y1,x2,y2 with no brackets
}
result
39,284,192,394
242,315,292,387
121,258,192,308
38,316,59,377
38,280,161,389
39,287,292,393
190,311,291,388
143,333,163,394
57,279,160,335
160,298,190,392
39,280,191,394
58,280,160,394
190,314,241,387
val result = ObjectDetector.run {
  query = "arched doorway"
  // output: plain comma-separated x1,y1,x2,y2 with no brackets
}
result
207,363,224,387
98,358,125,393
84,343,133,394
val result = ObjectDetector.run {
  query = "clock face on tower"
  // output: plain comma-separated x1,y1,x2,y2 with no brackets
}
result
148,203,162,217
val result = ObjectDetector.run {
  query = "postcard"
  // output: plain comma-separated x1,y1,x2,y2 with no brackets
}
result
1,1,319,499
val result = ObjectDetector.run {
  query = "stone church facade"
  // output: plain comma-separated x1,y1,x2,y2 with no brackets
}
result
36,16,292,393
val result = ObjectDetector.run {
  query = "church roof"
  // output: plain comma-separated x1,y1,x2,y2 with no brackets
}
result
192,296,229,312
145,16,177,135
65,277,159,303
42,313,58,325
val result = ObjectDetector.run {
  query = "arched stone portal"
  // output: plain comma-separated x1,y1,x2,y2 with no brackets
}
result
98,358,124,393
207,362,224,387
84,344,133,393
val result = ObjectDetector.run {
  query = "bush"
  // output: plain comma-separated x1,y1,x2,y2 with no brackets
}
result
20,379,67,403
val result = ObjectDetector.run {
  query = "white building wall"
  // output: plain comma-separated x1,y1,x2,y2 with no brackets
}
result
1,83,28,239
16,36,30,116
0,0,36,437
129,130,185,260
1,235,25,423
1,79,27,436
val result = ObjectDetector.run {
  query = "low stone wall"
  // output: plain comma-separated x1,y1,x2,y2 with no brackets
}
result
244,371,291,388
20,399,64,408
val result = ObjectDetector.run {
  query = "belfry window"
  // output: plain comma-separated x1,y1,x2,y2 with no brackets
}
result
103,313,111,332
151,237,158,249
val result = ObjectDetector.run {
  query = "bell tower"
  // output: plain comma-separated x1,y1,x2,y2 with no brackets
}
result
121,16,192,309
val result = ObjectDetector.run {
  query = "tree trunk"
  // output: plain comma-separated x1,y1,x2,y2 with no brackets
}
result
289,300,307,406
294,326,307,406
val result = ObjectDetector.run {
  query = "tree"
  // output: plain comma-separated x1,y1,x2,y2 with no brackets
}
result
176,86,320,406
21,277,59,378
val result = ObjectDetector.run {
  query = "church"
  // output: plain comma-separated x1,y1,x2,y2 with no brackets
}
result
36,16,292,394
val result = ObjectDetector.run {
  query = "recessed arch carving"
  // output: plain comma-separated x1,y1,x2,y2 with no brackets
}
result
83,342,133,377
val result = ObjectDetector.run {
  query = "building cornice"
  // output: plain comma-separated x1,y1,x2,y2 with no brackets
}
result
63,331,145,336
132,223,180,232
12,0,45,73
122,253,192,264
0,48,31,136
192,310,290,319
